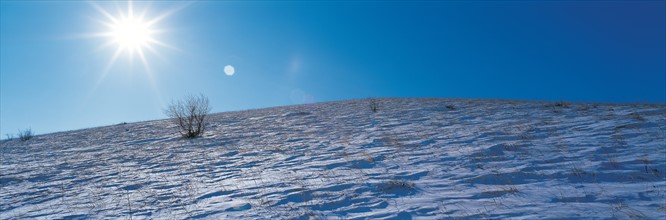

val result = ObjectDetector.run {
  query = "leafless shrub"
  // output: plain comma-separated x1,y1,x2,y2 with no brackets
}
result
369,99,379,113
18,128,33,141
554,101,569,108
164,94,211,138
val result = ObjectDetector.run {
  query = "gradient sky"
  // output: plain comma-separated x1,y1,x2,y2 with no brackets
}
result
1,1,665,135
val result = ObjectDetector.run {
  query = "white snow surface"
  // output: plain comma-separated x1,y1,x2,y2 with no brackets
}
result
1,98,665,219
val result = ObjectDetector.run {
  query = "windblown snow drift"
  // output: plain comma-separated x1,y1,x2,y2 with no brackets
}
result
1,98,665,219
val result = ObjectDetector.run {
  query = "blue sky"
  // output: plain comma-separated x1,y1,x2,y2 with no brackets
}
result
1,1,665,135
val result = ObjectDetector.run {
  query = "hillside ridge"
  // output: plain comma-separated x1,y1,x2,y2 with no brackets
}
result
2,98,665,219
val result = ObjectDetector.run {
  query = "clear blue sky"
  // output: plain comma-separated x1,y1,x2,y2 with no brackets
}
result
1,1,665,135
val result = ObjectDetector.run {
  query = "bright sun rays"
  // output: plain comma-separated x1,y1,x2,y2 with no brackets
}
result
84,0,188,106
91,1,175,72
110,13,152,52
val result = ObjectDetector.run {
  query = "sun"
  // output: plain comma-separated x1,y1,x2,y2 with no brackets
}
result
90,0,180,71
110,15,152,52
85,0,189,100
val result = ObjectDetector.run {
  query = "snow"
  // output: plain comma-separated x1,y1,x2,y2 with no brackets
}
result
1,98,665,219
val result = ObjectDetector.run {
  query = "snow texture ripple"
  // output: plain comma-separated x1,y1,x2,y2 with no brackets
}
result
1,98,665,219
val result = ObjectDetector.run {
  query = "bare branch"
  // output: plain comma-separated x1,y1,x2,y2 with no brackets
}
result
164,94,211,138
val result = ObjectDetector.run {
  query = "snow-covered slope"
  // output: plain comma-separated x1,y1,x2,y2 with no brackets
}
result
2,98,665,219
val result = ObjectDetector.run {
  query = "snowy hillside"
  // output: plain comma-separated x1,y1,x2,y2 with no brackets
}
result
1,98,665,219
